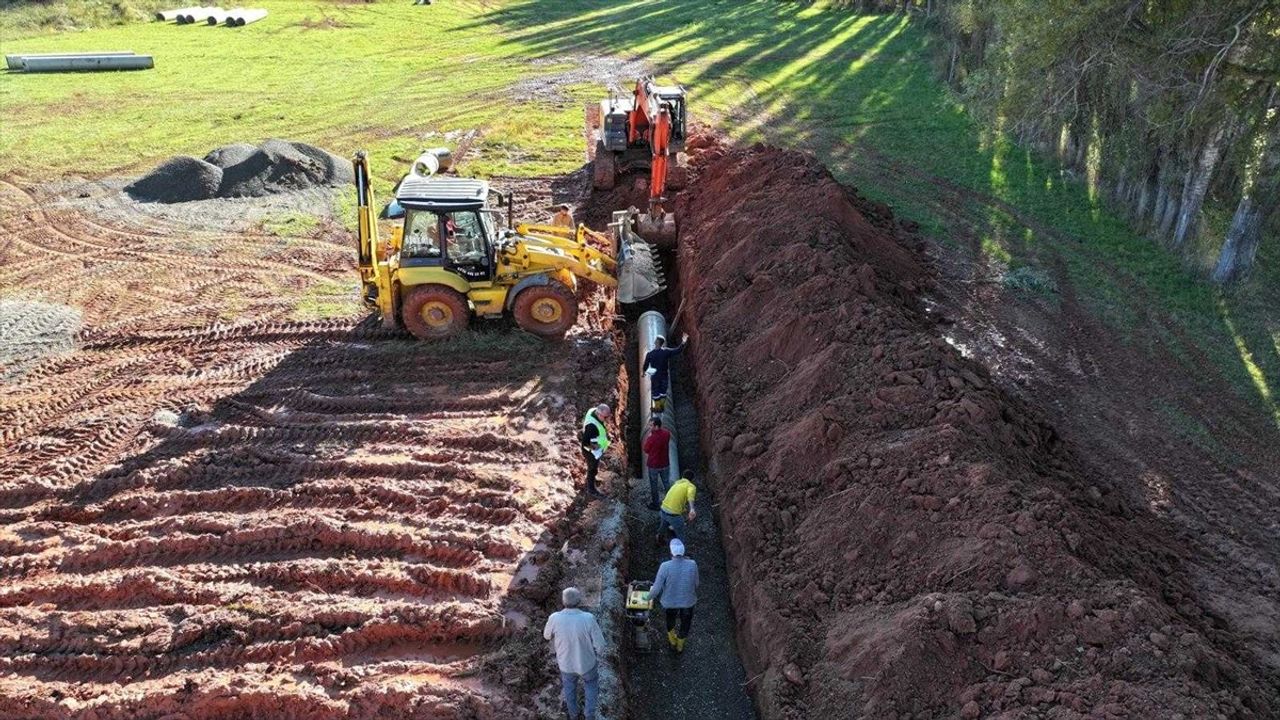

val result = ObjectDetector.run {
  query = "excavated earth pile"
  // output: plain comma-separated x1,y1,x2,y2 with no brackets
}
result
0,178,621,719
675,143,1279,719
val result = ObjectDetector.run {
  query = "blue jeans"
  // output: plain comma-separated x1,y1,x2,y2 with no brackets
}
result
560,664,599,720
646,466,670,506
657,509,686,544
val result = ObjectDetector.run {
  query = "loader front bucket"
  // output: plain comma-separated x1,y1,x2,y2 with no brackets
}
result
612,210,665,304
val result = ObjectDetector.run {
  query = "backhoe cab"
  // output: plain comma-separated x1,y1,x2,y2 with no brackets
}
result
354,150,663,341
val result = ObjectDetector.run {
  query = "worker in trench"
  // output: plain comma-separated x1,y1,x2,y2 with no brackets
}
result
544,587,606,720
642,333,687,413
641,416,673,510
552,203,575,228
580,403,611,498
657,472,696,544
650,538,700,653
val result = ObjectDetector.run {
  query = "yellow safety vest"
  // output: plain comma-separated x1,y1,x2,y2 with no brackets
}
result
583,410,610,451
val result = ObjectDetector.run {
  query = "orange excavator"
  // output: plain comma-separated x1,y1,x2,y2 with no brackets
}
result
589,77,687,245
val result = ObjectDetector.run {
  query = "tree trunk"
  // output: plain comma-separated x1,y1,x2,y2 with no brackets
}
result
1157,179,1180,240
1212,122,1280,285
1172,121,1230,249
1211,196,1266,284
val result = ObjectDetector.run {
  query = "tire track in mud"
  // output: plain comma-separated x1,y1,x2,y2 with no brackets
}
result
0,178,595,719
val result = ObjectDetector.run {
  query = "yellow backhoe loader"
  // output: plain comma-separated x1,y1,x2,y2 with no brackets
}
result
354,150,663,340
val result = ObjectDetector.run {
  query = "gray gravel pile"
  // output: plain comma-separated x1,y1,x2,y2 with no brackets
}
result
127,139,352,203
124,156,224,203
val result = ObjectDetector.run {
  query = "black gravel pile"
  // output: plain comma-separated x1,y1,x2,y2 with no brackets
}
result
127,139,353,203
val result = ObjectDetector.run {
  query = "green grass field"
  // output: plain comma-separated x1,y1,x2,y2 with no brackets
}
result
3,0,1276,425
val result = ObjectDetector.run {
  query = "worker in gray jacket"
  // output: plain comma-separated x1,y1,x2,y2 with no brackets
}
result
650,538,699,653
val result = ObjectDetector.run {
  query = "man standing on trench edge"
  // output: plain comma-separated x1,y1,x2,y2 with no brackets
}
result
650,538,699,653
641,416,672,510
657,472,696,544
642,333,687,413
544,587,606,720
580,403,611,498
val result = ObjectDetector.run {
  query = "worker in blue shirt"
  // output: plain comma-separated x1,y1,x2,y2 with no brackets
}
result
642,333,687,412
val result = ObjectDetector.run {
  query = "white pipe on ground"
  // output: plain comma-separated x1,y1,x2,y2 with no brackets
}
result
19,55,154,72
180,7,222,24
6,52,133,70
638,310,680,481
155,6,203,21
232,9,268,26
205,10,231,25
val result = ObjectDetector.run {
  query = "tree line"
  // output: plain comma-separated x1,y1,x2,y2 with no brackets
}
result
842,0,1279,285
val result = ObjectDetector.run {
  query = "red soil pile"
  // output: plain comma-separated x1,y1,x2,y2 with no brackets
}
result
676,140,1278,719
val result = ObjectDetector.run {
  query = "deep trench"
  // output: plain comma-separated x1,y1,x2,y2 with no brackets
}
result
619,259,758,720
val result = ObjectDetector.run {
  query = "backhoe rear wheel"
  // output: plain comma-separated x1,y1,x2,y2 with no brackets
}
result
402,284,469,340
513,282,578,339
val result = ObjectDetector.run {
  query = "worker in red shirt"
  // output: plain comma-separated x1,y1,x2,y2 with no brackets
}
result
641,416,672,510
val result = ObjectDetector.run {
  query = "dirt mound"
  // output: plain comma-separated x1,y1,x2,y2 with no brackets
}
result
124,156,223,203
676,142,1277,718
202,142,258,169
129,140,353,203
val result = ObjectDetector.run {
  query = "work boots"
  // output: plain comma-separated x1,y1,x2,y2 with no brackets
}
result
667,629,677,648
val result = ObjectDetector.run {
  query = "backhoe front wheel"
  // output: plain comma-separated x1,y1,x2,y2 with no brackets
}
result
402,285,469,340
513,282,578,339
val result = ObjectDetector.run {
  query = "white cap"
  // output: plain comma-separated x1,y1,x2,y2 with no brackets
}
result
669,538,685,557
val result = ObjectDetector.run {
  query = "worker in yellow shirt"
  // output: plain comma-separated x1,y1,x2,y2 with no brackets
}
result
657,473,696,544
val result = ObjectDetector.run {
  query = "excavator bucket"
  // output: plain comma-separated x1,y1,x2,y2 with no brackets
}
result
612,209,666,304
635,210,677,246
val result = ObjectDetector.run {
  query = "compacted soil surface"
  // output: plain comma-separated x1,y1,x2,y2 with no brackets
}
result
674,139,1279,719
0,177,622,719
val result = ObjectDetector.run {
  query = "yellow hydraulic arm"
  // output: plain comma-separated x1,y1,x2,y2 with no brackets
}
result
509,222,620,288
353,152,395,319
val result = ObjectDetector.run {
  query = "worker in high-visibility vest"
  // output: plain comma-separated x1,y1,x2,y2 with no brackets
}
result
580,403,611,498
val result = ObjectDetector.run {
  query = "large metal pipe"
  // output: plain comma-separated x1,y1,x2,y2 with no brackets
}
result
6,51,133,70
637,310,679,481
19,55,154,73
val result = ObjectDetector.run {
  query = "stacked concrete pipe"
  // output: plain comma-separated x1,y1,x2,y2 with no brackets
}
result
638,310,680,481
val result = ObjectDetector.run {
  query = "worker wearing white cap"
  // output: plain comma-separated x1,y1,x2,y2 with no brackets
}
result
649,538,699,653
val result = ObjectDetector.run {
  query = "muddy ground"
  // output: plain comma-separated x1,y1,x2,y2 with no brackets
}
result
0,173,627,719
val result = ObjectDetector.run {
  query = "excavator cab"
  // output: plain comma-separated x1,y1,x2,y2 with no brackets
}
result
590,77,687,245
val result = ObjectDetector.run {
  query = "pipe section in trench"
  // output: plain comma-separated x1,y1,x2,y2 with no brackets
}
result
637,310,679,478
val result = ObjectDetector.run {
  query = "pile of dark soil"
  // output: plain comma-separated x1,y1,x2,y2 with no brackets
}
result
676,140,1278,719
126,139,353,203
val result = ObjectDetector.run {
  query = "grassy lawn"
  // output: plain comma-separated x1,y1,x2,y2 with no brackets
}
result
3,0,1276,426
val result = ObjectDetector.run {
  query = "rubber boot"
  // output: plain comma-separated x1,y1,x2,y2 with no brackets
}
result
667,629,678,648
675,637,685,653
